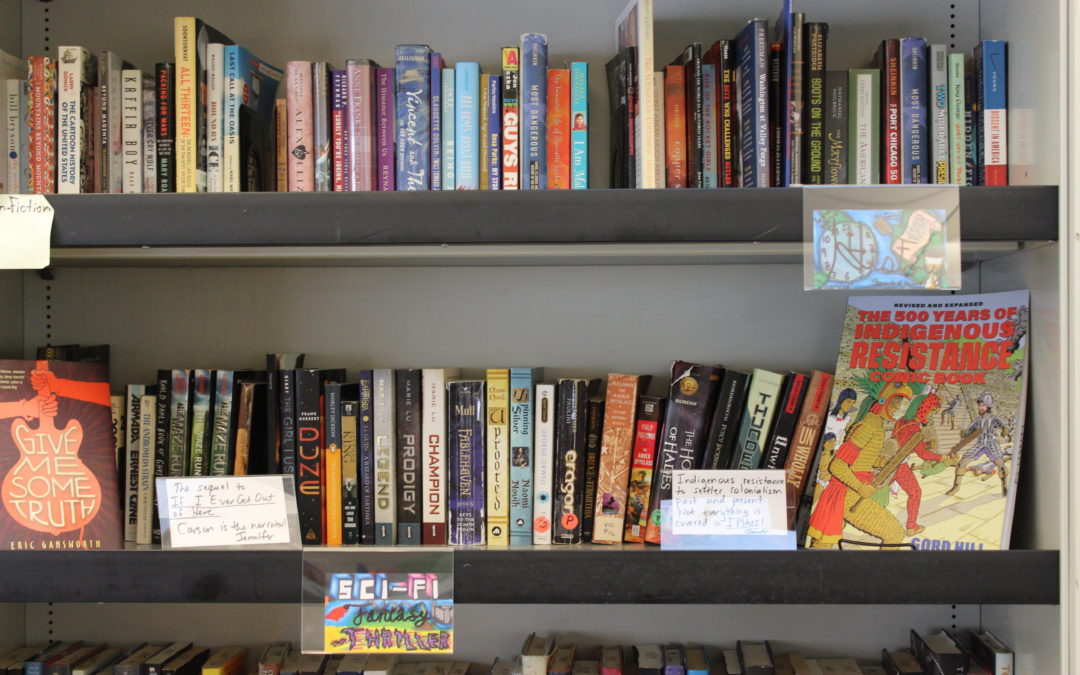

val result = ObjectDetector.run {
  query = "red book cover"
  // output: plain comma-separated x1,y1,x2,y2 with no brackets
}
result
0,360,122,550
546,69,570,189
28,57,57,194
783,370,833,528
623,395,664,544
664,64,687,188
880,39,901,184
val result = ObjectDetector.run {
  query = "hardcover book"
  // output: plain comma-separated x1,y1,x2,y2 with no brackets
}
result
286,61,314,191
699,369,749,470
312,62,333,191
848,69,880,185
97,50,134,193
823,70,848,185
570,62,588,189
27,56,57,193
593,373,652,544
783,370,833,528
878,39,902,184
900,37,929,184
547,69,571,189
431,53,442,190
155,63,175,192
762,371,808,470
341,398,359,545
442,67,455,190
520,33,548,189
663,64,687,188
376,66,395,191
448,379,485,545
509,368,542,546
929,44,949,184
803,23,828,184
346,59,378,191
358,370,376,544
735,19,769,187
223,46,282,192
0,360,122,549
974,40,1008,186
671,43,703,188
295,368,323,545
947,54,966,185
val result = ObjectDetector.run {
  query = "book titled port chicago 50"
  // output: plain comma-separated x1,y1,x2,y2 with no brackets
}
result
804,290,1029,551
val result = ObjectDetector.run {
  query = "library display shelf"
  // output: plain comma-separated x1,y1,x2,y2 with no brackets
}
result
0,547,1057,605
41,186,1057,267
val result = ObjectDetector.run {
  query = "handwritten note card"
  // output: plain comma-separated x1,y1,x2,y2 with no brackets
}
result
671,470,787,536
157,475,300,549
0,195,54,269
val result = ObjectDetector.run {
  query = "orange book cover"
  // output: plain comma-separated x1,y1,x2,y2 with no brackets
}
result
546,69,571,189
664,64,687,188
593,374,652,544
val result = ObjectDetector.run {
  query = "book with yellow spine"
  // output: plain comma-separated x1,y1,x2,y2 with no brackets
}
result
486,368,511,545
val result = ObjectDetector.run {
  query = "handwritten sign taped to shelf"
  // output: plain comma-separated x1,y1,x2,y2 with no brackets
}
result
670,470,787,536
156,475,301,549
0,195,53,269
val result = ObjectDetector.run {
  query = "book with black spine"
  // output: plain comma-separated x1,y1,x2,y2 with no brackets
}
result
295,368,323,545
824,69,848,184
670,43,703,188
699,369,749,470
580,389,605,542
341,395,359,546
266,353,305,476
803,22,828,184
552,378,599,544
605,52,627,188
762,371,808,470
395,368,422,545
279,368,299,477
358,370,376,545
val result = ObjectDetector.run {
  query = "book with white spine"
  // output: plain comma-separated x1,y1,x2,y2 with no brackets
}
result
615,0,656,187
57,46,97,193
532,383,555,544
206,43,224,192
142,75,156,192
121,68,143,193
422,367,459,545
373,368,397,545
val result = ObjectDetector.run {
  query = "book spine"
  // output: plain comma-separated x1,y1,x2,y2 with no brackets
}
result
373,368,397,545
124,385,146,542
606,51,627,188
221,46,241,192
486,368,510,545
57,47,90,194
167,370,191,477
156,63,175,192
331,69,348,192
206,43,223,192
449,380,485,545
142,75,156,192
358,371,376,544
152,369,171,542
421,369,449,545
502,49,520,190
881,39,902,184
455,63,480,190
532,383,555,544
312,63,332,191
664,65,687,188
346,61,376,191
900,37,929,184
487,74,501,190
286,61,314,191
625,46,638,189
431,53,442,191
4,79,19,192
635,0,657,187
804,23,828,185
480,79,489,189
948,54,966,184
762,373,808,470
97,53,110,193
521,33,548,189
553,379,588,544
570,61,588,189
848,70,880,185
209,370,235,476
174,17,198,191
702,63,718,188
624,396,664,543
767,41,782,186
581,395,604,541
976,40,1008,185
108,53,128,194
593,374,647,544
965,66,978,185
325,382,343,547
442,67,455,190
736,20,769,187
296,369,323,545
929,44,949,184
376,67,395,191
395,45,431,191
121,69,142,193
824,70,847,185
395,369,422,545
687,44,704,188
28,56,56,194
733,369,784,470
787,12,805,185
275,98,287,190
701,370,749,470
19,79,30,192
136,393,157,544
653,70,665,188
280,368,298,476
341,400,359,545
784,370,832,528
546,69,570,189
718,41,737,187
508,369,537,546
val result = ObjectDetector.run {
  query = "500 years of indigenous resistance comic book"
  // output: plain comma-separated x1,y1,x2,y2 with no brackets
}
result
805,290,1028,551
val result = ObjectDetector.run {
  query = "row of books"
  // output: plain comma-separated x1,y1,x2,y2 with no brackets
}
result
612,0,1009,187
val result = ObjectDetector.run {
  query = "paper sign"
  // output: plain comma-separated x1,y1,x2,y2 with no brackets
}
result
670,470,787,536
324,571,454,653
156,475,300,549
0,195,54,269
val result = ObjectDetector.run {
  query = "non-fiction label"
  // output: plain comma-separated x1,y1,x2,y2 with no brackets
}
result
0,195,53,269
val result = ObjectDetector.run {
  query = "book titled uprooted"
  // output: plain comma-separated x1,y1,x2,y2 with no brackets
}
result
0,360,121,549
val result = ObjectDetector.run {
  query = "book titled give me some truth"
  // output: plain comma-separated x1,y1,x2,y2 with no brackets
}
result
0,360,122,549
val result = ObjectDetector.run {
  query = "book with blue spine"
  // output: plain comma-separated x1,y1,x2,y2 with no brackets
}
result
487,74,502,189
735,19,769,187
520,33,548,189
974,40,1008,185
222,45,282,192
900,37,929,184
454,62,480,190
358,370,376,545
431,53,442,190
448,379,485,545
395,45,431,190
509,368,542,545
701,63,717,187
208,369,234,476
442,67,455,190
570,62,588,189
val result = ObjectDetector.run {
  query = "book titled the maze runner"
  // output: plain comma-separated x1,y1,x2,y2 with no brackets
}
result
804,290,1028,551
0,360,122,549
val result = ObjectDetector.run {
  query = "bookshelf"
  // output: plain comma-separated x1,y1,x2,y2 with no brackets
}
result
0,0,1070,669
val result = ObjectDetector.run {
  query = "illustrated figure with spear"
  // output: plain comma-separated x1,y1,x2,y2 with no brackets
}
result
946,391,1010,498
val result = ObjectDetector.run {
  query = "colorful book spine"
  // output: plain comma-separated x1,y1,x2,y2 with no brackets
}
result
487,74,502,189
546,69,570,189
624,396,664,543
275,98,286,190
929,44,949,184
975,40,1008,185
532,383,555,544
156,63,175,192
395,369,422,545
448,379,485,545
900,37,929,184
479,74,490,190
376,66,395,191
341,398,359,546
509,368,541,546
552,378,591,544
220,46,281,192
358,370,376,544
167,369,191,477
520,33,548,189
442,67,455,190
593,374,651,545
395,44,432,190
296,368,323,545
346,59,377,191
209,370,234,476
421,368,455,545
735,19,769,187
312,62,332,191
454,62,480,190
717,41,737,187
581,392,604,541
848,69,880,185
373,368,397,545
331,69,349,192
880,39,902,184
502,49,520,190
325,382,343,546
675,44,704,188
701,63,717,188
175,18,233,192
286,61,314,191
152,369,171,542
205,43,224,192
732,369,785,470
664,65,687,188
947,54,966,184
431,53,442,191
27,56,56,194
824,70,847,185
785,12,806,185
57,47,96,194
803,24,828,185
784,370,832,528
121,69,143,193
4,79,20,192
485,368,510,545
570,62,588,189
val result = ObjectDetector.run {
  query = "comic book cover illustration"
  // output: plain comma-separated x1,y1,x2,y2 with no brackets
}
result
0,360,122,550
805,290,1028,550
